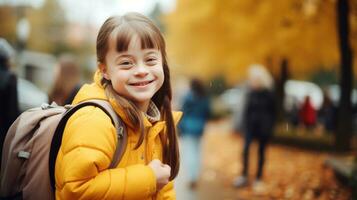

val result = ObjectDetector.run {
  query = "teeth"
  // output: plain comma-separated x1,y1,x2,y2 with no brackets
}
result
132,81,151,86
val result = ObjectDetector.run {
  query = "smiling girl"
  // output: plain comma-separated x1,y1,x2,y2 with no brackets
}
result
54,13,182,200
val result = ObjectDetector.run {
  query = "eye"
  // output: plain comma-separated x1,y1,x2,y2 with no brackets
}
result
120,61,131,65
118,60,134,69
146,57,158,65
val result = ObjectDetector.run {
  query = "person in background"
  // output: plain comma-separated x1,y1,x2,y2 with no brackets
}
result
318,91,337,133
233,64,276,192
0,38,19,165
299,95,316,130
48,54,81,105
179,78,210,189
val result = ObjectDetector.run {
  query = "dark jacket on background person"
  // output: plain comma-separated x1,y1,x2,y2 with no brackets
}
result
244,89,276,137
0,66,19,134
0,65,19,161
63,84,82,105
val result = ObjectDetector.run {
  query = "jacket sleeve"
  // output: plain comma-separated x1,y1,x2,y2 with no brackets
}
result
56,106,157,200
156,181,175,200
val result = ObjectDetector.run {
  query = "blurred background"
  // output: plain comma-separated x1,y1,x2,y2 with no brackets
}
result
0,0,357,199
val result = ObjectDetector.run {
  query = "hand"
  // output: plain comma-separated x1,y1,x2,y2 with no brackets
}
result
148,159,171,191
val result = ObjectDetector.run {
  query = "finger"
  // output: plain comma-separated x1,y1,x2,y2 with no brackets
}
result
163,166,171,176
163,164,171,171
159,160,165,167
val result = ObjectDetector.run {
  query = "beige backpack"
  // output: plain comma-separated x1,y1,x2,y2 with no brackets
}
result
0,99,127,200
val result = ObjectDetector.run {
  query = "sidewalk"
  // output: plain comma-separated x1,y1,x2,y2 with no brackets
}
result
175,118,352,200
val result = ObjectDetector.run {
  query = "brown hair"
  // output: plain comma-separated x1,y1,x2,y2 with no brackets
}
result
49,54,80,105
96,12,179,180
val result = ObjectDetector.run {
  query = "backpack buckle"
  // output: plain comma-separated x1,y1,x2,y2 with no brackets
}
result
118,126,124,138
18,151,30,159
64,105,73,109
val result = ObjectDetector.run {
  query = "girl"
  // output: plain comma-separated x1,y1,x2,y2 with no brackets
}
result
55,13,182,199
179,78,210,189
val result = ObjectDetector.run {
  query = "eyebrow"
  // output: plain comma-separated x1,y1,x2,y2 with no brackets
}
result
116,53,132,58
114,54,133,63
114,50,159,61
144,50,159,56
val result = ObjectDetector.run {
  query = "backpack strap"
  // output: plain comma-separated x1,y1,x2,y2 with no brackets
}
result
85,100,128,168
49,100,128,191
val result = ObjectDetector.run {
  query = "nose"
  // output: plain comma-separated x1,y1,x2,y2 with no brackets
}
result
134,64,149,77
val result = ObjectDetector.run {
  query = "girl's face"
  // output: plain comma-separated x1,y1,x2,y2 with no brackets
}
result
101,34,164,111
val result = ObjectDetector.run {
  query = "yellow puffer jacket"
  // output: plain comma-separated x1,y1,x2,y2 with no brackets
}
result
55,71,182,200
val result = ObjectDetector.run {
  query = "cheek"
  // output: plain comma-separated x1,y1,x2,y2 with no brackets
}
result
111,73,128,92
156,67,165,87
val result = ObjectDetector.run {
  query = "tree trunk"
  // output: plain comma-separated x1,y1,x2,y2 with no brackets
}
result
335,0,353,151
275,58,289,122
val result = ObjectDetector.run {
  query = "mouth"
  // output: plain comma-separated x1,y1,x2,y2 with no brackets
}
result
129,80,154,87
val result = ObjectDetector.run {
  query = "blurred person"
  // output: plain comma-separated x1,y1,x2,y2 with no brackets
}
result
48,54,82,105
299,95,316,129
178,78,210,189
54,13,182,199
233,64,276,192
318,91,337,133
0,38,19,166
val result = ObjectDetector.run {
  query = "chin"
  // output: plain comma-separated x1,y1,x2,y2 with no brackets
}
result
131,95,154,103
129,90,158,101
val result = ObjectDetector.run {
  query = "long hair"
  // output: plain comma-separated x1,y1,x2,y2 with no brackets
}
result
49,54,80,105
96,12,179,180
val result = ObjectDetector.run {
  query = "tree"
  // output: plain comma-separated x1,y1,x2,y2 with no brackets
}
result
26,0,67,54
335,0,353,151
0,6,17,43
276,58,290,121
164,0,356,84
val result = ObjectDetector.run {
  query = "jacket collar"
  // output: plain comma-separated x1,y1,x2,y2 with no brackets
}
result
144,101,161,123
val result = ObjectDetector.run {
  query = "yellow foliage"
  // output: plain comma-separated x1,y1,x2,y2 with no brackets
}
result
26,0,66,53
165,0,356,84
0,7,17,43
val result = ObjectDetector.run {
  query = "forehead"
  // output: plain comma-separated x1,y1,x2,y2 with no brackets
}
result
108,24,162,53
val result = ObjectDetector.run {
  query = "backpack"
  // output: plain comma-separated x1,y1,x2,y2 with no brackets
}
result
0,99,128,200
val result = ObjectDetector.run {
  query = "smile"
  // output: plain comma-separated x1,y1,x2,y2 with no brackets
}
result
129,80,154,87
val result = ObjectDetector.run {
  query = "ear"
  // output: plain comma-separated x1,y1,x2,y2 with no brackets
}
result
98,62,110,80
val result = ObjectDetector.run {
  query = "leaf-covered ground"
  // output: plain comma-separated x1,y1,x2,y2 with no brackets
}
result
175,119,352,200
